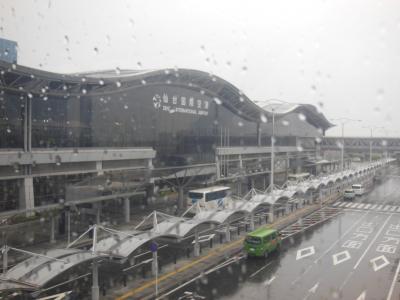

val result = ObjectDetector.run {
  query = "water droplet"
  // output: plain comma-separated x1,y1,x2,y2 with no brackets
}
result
214,97,222,105
260,114,268,123
242,65,248,71
6,128,11,133
81,89,87,95
137,61,142,68
298,113,306,121
99,79,104,85
238,121,243,127
282,120,290,126
27,93,33,99
141,79,146,85
93,47,99,54
64,35,69,44
124,104,128,109
297,145,304,152
115,67,121,75
11,64,16,70
116,81,121,88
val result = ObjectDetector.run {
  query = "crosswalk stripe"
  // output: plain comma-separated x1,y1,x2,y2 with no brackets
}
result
339,202,347,207
358,203,365,209
370,204,378,210
333,202,340,207
396,207,400,212
364,204,371,209
390,206,397,212
350,203,358,208
377,205,384,210
345,203,353,208
384,205,391,211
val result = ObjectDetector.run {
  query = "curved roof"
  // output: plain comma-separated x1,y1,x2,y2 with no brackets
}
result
262,102,333,130
0,61,333,129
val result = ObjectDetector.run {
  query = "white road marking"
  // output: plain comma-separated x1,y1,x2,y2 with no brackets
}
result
339,202,347,207
314,212,368,264
377,205,384,210
396,206,400,212
345,203,353,208
263,275,276,286
384,205,391,211
364,204,371,209
296,246,315,260
352,203,360,208
332,250,351,266
358,203,365,209
356,290,366,300
249,262,272,278
333,202,341,207
386,258,400,300
370,255,390,272
309,282,319,293
353,214,393,270
370,204,378,210
390,206,397,212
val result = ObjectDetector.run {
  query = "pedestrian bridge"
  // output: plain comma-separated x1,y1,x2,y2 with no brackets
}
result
0,159,394,293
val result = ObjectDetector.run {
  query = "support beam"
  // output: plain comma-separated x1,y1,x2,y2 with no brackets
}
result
50,215,56,244
91,260,99,300
249,213,255,231
151,251,158,276
194,229,200,257
225,224,231,242
124,198,130,223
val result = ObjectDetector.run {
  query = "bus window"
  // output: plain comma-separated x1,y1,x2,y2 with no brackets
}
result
205,190,228,201
188,192,203,200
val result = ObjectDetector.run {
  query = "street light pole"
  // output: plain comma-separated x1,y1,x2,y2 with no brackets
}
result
269,109,275,222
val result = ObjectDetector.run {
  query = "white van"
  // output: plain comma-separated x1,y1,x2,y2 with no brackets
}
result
352,184,364,196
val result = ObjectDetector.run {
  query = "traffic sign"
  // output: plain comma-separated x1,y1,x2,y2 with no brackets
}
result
150,241,158,253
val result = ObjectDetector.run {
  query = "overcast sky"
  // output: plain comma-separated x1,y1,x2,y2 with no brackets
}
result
1,0,400,137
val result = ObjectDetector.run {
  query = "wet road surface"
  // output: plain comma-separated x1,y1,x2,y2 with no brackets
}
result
165,175,400,300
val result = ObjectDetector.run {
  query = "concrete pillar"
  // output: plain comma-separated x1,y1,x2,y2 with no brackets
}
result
2,246,8,277
151,251,158,276
249,213,255,231
285,204,290,215
194,230,200,257
225,224,231,242
66,211,71,245
96,203,101,224
269,206,274,223
92,260,99,300
50,215,56,244
19,177,34,216
124,198,130,223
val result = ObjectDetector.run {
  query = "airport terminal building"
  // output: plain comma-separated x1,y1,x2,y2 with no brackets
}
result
0,60,333,219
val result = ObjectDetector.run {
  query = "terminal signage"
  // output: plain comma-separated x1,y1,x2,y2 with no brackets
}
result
153,93,209,116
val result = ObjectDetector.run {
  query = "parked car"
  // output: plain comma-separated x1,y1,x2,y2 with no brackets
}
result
344,189,356,200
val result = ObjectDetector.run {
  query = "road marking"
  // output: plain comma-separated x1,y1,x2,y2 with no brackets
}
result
358,203,365,209
351,203,359,208
339,270,354,290
377,205,384,210
249,262,272,278
291,265,313,285
370,255,390,272
296,246,315,260
314,212,368,264
356,290,366,300
370,204,378,210
339,202,347,207
353,214,393,270
386,258,400,300
384,205,391,211
263,275,276,286
302,282,320,300
332,250,351,266
390,206,397,212
333,202,341,207
397,206,400,212
364,204,371,209
345,203,353,208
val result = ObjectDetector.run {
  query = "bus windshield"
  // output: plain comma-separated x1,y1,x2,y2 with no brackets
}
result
205,190,228,201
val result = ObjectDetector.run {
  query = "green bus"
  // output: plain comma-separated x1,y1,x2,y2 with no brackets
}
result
244,227,281,258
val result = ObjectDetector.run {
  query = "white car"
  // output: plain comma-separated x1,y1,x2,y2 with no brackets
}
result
344,189,356,200
352,184,365,196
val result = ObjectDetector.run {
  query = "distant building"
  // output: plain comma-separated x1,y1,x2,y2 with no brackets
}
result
0,37,17,63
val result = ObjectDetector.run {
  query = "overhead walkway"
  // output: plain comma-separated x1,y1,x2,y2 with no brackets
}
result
0,158,394,294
